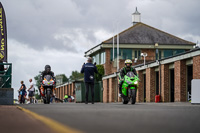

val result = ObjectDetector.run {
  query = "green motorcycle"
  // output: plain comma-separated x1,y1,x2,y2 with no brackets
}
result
120,71,139,104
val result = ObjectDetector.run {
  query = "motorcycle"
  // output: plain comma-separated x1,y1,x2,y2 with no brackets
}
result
40,75,55,104
120,71,139,104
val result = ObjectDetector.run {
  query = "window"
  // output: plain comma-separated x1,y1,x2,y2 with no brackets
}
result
157,49,186,60
92,56,96,63
133,50,141,59
159,50,162,59
174,49,185,55
96,54,99,65
122,49,132,59
100,51,106,64
164,50,173,58
110,48,121,61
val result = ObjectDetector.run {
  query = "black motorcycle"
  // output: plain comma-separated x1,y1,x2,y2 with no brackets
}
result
41,75,55,104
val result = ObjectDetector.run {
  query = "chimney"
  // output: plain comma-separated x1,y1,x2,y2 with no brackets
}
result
132,7,141,24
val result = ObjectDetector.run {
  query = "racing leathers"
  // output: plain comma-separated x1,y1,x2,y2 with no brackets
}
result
40,71,56,83
118,66,137,95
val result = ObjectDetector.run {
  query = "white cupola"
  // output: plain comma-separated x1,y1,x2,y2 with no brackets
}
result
132,7,141,24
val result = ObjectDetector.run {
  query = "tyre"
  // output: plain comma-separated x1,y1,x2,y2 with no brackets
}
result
122,97,129,104
131,89,136,104
46,90,51,104
43,99,47,104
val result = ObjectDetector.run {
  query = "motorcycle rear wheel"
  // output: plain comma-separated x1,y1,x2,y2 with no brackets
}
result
43,99,47,104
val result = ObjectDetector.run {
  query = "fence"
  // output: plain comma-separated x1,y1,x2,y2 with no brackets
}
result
0,63,12,88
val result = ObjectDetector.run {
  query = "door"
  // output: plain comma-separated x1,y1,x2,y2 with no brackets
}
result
170,69,174,102
156,71,159,95
144,74,146,102
187,65,193,102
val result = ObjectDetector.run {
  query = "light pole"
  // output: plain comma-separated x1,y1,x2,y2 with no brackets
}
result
141,52,147,66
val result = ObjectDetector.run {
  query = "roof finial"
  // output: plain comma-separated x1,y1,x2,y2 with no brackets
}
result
132,7,141,24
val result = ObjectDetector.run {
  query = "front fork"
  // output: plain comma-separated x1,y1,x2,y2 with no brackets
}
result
45,88,52,97
128,87,137,97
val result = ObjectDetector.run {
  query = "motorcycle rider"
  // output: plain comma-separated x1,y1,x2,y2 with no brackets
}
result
118,59,137,97
40,65,56,83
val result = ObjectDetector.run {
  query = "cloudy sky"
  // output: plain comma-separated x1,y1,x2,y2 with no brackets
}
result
1,0,200,99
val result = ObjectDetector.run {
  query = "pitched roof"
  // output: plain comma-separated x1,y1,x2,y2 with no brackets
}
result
103,22,195,45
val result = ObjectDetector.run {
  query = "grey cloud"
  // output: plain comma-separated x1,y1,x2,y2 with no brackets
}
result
2,0,200,99
1,0,200,51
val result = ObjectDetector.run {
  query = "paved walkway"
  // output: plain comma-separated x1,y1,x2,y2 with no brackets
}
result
0,105,54,133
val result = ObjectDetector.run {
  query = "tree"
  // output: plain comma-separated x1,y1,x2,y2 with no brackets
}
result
56,74,69,82
56,74,69,83
34,71,42,99
69,70,84,81
95,65,104,81
34,71,42,90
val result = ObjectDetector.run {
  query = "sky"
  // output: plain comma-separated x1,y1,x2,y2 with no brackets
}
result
1,0,200,99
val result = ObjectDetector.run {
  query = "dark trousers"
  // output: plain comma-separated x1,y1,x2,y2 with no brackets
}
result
85,82,94,102
118,81,123,94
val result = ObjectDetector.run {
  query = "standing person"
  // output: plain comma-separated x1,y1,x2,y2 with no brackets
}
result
28,79,34,104
81,57,98,104
50,93,55,103
0,61,5,87
18,81,27,104
73,89,76,102
71,95,75,102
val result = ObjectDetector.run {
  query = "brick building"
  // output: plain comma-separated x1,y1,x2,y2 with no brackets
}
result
55,9,198,103
103,48,200,103
55,81,75,100
84,9,195,103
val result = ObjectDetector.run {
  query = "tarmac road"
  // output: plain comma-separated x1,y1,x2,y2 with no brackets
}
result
19,102,200,133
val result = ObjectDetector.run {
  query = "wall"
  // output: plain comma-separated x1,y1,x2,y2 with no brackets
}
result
161,64,169,102
174,60,187,102
193,55,200,79
146,68,156,102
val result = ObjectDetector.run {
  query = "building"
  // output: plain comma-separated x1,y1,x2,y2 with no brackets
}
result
84,8,197,103
85,8,195,76
55,75,64,86
55,8,198,103
55,81,75,100
102,48,200,103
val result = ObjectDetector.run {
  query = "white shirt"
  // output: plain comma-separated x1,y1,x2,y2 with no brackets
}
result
29,81,34,91
71,96,74,100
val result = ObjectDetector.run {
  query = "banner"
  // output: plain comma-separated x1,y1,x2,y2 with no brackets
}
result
0,2,7,62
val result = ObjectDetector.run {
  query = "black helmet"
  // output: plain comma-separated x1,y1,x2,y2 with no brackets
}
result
45,65,51,73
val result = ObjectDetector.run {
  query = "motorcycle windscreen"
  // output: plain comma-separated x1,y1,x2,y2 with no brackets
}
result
44,75,52,81
126,72,135,78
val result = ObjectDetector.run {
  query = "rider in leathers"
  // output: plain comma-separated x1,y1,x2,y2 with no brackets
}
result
40,65,56,83
118,59,137,97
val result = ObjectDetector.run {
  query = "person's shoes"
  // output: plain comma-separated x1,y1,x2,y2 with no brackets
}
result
85,101,88,104
119,93,124,98
92,101,94,104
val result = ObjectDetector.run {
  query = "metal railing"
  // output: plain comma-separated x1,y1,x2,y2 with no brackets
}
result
0,63,12,88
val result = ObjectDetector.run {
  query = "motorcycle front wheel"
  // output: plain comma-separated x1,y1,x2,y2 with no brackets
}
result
46,89,51,104
131,89,136,104
122,97,129,104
